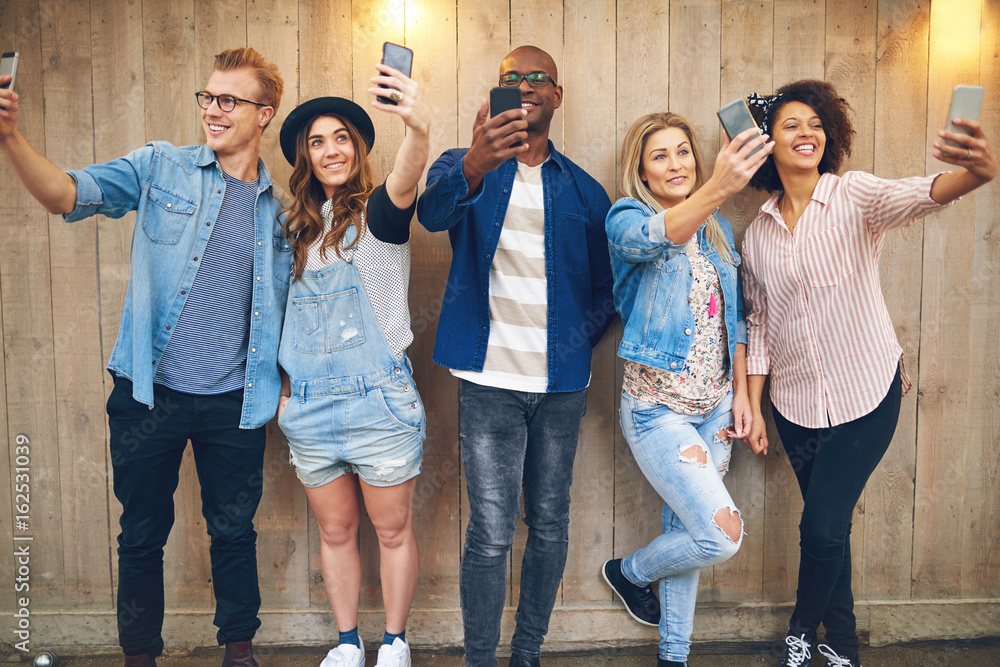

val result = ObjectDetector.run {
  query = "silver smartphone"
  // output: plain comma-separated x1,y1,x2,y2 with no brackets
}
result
944,85,984,149
1,51,18,90
717,98,763,157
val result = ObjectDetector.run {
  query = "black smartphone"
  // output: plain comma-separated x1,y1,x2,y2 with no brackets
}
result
944,85,984,149
490,86,522,148
717,99,763,157
378,42,413,105
1,51,18,90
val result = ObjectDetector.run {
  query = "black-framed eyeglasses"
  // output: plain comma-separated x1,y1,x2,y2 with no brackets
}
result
498,72,555,88
195,91,269,112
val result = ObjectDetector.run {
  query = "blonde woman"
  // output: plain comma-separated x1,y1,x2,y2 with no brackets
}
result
601,112,771,667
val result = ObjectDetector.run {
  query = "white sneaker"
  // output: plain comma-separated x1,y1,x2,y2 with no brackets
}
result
320,638,365,667
375,638,411,667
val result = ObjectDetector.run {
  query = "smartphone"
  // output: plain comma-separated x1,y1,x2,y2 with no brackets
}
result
944,85,984,149
490,86,523,148
0,52,18,90
717,98,763,157
378,42,413,105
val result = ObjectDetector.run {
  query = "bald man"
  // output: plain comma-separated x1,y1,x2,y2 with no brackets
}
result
417,46,615,667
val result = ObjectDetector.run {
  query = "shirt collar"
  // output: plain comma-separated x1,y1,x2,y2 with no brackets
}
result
760,171,840,219
194,144,273,192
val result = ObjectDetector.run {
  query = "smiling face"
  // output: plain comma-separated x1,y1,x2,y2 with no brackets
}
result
305,115,357,199
639,126,697,210
499,47,562,136
200,67,271,159
771,100,826,175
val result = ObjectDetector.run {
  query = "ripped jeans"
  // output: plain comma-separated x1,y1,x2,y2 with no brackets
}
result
619,389,742,662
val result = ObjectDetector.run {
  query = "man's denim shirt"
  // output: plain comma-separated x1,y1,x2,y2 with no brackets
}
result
606,197,747,373
65,141,292,429
416,143,616,392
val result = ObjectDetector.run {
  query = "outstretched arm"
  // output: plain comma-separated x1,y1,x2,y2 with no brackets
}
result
929,117,996,204
0,78,77,214
369,64,432,210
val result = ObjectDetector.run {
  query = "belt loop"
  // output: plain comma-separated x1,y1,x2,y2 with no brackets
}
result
297,381,307,403
358,376,367,398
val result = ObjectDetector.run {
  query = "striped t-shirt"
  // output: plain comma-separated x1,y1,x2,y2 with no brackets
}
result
155,171,257,394
452,160,548,392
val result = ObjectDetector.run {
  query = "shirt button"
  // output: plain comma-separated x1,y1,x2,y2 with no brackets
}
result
503,189,509,194
193,256,198,261
495,222,500,227
670,362,678,369
152,360,156,365
247,382,252,388
258,241,262,246
256,276,261,281
251,347,256,353
254,311,260,316
485,253,491,259
165,325,171,330
393,368,401,374
685,328,692,335
217,189,222,194
166,203,172,208
180,290,186,295
403,384,410,391
482,326,487,332
410,402,417,409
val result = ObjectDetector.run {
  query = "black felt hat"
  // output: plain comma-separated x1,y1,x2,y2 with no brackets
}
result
279,96,376,166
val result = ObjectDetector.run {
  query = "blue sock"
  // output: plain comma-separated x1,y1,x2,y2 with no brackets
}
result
338,627,360,648
382,629,405,646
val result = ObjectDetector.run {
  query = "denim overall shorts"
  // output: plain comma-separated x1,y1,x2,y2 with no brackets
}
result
277,245,425,488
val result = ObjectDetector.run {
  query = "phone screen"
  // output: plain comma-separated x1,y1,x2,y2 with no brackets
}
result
944,85,984,148
717,99,762,156
378,42,413,105
0,52,18,90
489,87,523,148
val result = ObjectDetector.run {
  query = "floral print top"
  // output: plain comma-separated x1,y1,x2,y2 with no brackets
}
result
623,237,731,415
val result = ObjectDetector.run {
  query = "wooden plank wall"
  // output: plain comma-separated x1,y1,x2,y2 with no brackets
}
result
0,0,998,653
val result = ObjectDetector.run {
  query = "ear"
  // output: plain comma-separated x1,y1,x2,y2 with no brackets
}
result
552,84,563,110
259,106,275,129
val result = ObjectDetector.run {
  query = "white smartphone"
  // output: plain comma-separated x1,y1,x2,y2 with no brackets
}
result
717,98,763,157
1,51,18,90
944,85,984,149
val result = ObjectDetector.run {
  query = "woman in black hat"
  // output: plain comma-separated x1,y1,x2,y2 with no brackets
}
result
275,63,430,667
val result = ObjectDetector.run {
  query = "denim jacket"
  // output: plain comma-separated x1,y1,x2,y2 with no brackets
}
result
416,144,616,392
606,197,746,373
65,141,292,428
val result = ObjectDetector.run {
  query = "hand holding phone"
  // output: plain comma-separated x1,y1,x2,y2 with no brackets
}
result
1,52,18,90
490,86,523,148
378,42,413,105
717,99,764,157
943,85,984,151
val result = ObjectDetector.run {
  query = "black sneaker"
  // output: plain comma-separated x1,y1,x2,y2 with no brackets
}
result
601,558,659,626
778,633,814,667
818,644,861,667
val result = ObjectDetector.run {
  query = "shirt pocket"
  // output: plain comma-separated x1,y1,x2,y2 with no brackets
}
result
799,225,855,287
273,235,293,284
142,185,197,245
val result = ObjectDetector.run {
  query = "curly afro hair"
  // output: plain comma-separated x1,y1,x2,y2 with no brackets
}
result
748,79,856,193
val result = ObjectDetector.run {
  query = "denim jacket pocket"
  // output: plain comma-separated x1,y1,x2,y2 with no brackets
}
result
142,185,197,245
559,212,591,276
800,225,854,287
273,234,293,284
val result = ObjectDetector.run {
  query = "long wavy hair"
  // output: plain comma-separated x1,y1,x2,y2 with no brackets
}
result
618,112,736,264
283,114,375,279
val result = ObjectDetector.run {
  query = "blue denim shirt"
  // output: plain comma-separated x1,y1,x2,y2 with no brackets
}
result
65,141,292,428
416,144,616,392
606,197,746,373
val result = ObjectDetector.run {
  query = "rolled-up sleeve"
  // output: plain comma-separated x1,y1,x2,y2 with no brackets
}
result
605,198,684,264
63,144,152,222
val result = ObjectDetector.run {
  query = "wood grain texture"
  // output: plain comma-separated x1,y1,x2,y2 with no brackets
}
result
865,0,930,601
912,0,982,601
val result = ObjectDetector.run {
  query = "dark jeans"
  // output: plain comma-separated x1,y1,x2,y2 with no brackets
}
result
772,366,902,657
108,376,266,657
458,380,588,667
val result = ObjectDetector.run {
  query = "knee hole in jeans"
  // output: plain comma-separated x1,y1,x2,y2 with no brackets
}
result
679,443,708,466
713,506,743,544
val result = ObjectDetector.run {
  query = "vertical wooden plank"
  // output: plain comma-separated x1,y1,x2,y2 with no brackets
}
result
761,0,824,604
772,0,825,86
715,0,774,604
193,0,246,89
91,0,147,612
825,0,877,600
405,0,461,615
612,0,669,584
961,0,1000,600
352,0,405,616
0,0,65,608
864,0,929,601
561,0,616,606
0,264,9,613
140,0,213,613
668,0,721,601
245,0,307,615
912,0,981,601
39,0,112,611
509,0,563,153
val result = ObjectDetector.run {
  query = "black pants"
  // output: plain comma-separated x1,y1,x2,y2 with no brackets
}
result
772,366,902,657
108,376,266,657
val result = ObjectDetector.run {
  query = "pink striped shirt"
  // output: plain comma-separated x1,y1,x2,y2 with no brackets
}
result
741,171,953,428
